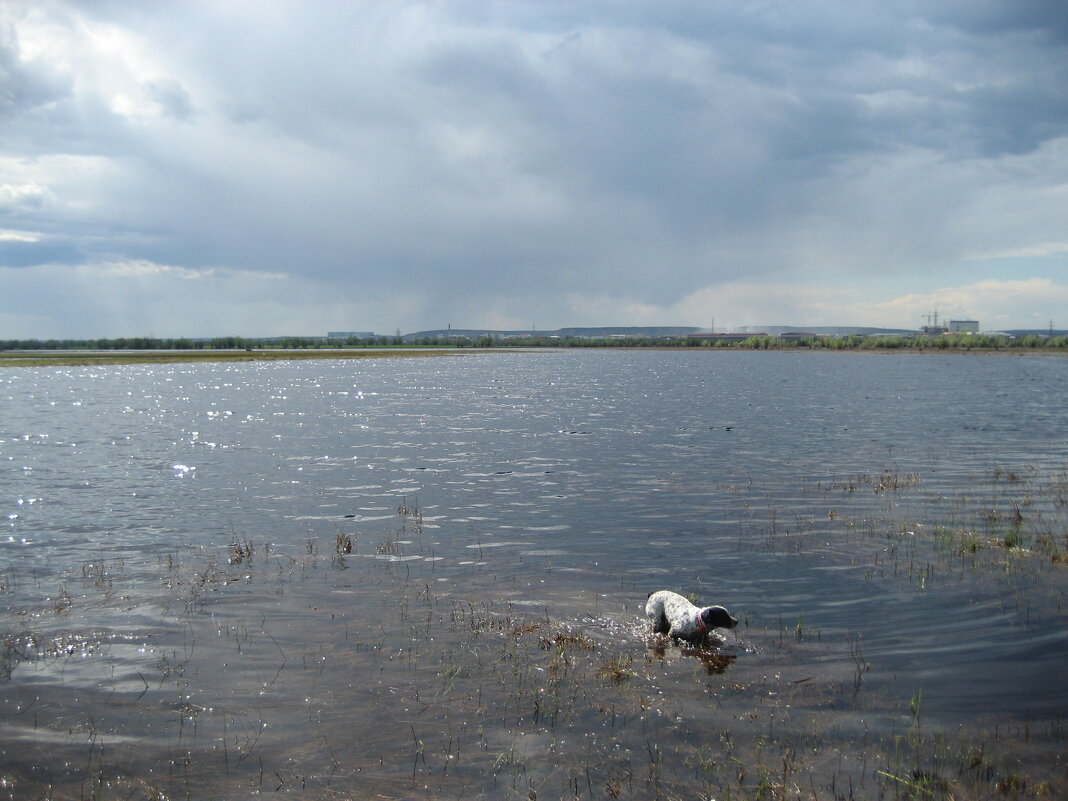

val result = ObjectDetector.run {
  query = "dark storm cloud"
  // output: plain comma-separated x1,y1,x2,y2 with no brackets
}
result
0,26,70,123
2,0,1066,337
143,79,195,121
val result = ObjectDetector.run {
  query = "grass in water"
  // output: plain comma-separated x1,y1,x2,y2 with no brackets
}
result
3,470,1067,800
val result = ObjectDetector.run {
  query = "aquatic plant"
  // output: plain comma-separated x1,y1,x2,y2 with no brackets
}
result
3,475,1066,800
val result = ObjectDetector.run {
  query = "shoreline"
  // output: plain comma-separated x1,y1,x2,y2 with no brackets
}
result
0,348,490,368
623,344,1068,356
2,344,1065,368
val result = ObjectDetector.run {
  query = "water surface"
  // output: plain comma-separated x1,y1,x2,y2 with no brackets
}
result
2,350,1067,798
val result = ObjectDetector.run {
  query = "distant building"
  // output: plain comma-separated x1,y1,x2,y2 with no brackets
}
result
948,320,979,333
920,311,948,336
690,332,769,341
327,331,375,339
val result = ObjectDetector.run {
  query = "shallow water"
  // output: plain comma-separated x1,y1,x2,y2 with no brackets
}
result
2,350,1067,798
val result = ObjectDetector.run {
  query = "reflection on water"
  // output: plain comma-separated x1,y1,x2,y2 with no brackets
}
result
2,350,1067,798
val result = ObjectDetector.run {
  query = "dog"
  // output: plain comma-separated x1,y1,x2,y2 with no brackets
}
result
645,590,738,645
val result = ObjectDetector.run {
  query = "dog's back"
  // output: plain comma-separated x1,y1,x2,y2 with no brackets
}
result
645,590,690,634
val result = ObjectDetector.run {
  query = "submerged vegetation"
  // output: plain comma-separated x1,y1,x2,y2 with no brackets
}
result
2,462,1067,800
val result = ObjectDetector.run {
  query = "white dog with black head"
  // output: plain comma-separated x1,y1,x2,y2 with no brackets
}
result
645,590,738,646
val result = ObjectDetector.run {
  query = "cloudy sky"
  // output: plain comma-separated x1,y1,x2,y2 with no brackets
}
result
2,1,1066,338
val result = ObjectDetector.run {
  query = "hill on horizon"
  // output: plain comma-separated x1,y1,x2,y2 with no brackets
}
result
400,325,922,340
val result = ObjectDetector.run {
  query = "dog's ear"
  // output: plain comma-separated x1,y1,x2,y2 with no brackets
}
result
702,606,739,629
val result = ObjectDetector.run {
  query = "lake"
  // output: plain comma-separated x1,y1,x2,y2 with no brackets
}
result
2,349,1067,799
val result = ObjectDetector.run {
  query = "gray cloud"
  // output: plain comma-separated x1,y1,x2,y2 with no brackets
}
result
0,26,71,124
1,0,1066,336
143,79,195,121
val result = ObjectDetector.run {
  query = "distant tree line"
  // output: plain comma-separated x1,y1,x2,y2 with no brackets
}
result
0,336,402,351
2,333,1066,352
433,333,1068,350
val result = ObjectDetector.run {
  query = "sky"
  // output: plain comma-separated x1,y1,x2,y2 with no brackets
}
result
2,1,1067,338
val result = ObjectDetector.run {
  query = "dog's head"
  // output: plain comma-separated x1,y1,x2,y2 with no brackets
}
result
701,605,739,630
